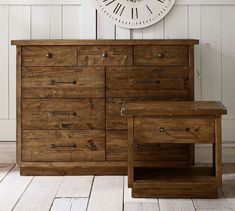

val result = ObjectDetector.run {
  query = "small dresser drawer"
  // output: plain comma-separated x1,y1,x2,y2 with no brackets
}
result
106,67,189,98
22,130,105,162
22,99,105,130
134,117,215,144
134,46,189,66
22,67,105,98
78,46,133,66
22,46,77,67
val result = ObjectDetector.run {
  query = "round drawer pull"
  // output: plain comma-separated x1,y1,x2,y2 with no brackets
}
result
158,53,164,59
101,52,108,58
159,127,165,132
135,144,139,148
46,52,53,59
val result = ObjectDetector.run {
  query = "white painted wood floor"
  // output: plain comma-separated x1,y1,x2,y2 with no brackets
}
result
0,164,235,211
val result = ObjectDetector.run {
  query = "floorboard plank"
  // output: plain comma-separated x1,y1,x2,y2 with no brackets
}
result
124,202,159,211
0,163,15,182
123,176,158,203
193,192,232,211
87,176,123,211
14,176,63,211
51,198,88,211
159,199,195,211
222,164,235,210
0,166,33,210
56,176,93,198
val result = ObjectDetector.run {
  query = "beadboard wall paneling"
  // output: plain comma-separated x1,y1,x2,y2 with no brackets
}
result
0,2,234,156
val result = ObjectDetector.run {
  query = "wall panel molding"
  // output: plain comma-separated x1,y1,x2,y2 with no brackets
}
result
1,0,235,5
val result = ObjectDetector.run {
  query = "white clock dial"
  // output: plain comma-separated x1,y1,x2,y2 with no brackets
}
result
93,0,175,29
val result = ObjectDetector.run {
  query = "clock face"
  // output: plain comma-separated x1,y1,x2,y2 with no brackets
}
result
93,0,176,29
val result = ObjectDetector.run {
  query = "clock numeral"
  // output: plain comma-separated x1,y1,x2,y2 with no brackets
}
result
113,3,125,16
146,5,153,14
103,0,116,6
131,8,138,19
157,0,165,3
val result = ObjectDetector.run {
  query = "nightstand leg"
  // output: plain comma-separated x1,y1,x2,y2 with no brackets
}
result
128,116,134,188
215,117,222,189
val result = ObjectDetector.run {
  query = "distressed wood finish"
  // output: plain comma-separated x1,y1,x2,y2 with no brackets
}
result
125,100,227,198
13,39,199,175
22,46,77,66
106,67,190,98
22,130,105,162
22,99,105,130
134,117,215,144
134,46,189,66
22,67,105,98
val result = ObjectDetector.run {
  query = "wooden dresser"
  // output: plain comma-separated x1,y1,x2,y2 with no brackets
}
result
12,39,199,176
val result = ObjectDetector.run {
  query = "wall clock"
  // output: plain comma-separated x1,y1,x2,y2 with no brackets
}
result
93,0,176,29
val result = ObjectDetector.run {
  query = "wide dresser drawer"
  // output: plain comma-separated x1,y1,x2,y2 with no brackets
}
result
106,66,189,98
22,67,105,98
134,46,189,66
22,99,105,130
134,117,215,144
78,45,133,66
22,46,77,67
22,130,105,162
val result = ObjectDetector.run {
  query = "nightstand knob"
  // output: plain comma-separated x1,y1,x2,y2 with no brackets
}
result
159,127,165,132
101,52,108,58
158,53,164,59
46,52,53,59
135,144,139,148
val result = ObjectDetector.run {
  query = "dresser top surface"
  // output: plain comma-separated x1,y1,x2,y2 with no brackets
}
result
124,101,227,116
11,39,199,46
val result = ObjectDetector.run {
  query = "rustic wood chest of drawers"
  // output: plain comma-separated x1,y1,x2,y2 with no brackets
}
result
124,101,227,198
12,39,199,176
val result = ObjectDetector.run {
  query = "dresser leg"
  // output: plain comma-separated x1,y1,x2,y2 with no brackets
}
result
215,117,222,189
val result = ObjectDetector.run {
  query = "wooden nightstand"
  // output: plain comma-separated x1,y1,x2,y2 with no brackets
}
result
124,101,227,198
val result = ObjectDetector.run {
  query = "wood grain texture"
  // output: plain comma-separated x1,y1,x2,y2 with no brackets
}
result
134,46,189,66
22,99,105,130
134,116,215,144
22,130,105,162
22,67,105,98
22,46,77,66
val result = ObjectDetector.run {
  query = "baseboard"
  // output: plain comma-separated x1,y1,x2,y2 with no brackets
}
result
0,142,16,163
0,142,234,164
0,120,16,141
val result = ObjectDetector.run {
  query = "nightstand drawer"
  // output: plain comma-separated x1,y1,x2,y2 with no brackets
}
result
134,117,215,144
22,130,105,162
22,67,105,98
78,45,133,66
22,99,105,130
134,46,189,66
22,46,77,67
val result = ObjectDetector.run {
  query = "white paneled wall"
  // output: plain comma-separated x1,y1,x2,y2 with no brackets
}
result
0,0,235,160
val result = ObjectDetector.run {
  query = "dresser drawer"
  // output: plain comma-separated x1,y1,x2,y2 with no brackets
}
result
106,67,189,98
22,130,105,162
22,99,105,130
134,117,215,144
22,67,105,98
78,46,133,66
134,46,189,66
22,46,77,67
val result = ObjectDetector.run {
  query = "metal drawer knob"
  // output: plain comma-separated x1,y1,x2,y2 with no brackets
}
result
159,127,165,132
101,52,108,58
135,144,139,148
46,52,53,59
158,53,164,59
